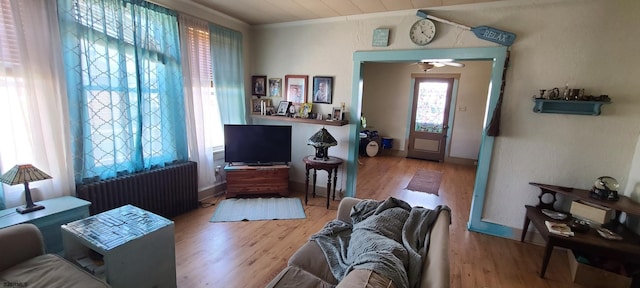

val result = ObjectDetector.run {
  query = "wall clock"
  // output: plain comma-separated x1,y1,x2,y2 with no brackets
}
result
409,18,436,46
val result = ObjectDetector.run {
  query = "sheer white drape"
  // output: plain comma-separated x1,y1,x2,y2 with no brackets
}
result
179,14,220,190
0,0,73,208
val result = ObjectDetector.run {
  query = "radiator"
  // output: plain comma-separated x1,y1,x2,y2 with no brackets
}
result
76,161,198,218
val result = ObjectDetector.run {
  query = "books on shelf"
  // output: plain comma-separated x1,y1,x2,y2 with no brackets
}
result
545,221,574,237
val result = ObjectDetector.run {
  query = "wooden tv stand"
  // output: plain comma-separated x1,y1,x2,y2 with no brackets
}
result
224,164,290,198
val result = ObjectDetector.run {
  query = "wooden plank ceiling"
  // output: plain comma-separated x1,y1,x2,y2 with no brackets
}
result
190,0,504,25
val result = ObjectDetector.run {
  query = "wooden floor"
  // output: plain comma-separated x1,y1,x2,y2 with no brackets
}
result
172,156,581,287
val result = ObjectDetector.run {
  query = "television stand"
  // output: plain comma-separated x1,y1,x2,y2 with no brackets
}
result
224,164,289,198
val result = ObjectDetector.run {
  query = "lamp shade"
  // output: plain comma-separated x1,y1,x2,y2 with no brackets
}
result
0,164,52,185
307,128,338,148
308,128,337,161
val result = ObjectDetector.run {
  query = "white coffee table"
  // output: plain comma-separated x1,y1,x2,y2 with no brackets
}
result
61,205,176,288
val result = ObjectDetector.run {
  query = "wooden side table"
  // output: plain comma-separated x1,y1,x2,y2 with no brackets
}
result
303,155,343,209
522,183,640,278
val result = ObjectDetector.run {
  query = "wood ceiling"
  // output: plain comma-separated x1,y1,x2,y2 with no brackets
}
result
189,0,505,25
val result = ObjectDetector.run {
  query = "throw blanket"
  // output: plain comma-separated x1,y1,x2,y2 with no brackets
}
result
310,197,449,288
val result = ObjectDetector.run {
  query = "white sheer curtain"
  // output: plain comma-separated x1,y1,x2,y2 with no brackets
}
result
179,14,221,190
0,0,73,208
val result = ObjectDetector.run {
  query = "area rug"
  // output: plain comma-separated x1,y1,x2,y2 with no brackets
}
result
405,169,443,196
210,197,306,222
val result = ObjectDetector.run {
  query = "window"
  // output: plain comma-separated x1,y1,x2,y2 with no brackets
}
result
0,0,35,171
58,0,188,182
185,25,224,151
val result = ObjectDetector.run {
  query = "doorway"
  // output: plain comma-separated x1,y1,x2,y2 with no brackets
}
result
347,47,512,238
407,77,454,162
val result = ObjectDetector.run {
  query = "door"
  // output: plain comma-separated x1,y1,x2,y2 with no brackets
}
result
407,77,454,161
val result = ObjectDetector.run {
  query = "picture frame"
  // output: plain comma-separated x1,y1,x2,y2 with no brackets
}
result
312,76,333,104
331,107,343,121
251,98,271,114
252,75,267,97
284,75,308,104
266,106,276,115
288,103,300,118
300,103,312,118
276,101,290,116
268,78,282,97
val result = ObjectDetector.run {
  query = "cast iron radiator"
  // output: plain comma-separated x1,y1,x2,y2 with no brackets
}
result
76,161,198,218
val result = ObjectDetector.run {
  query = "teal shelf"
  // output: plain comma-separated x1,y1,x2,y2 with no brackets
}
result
532,99,610,116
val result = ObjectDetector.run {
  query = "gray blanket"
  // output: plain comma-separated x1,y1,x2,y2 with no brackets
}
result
310,197,449,288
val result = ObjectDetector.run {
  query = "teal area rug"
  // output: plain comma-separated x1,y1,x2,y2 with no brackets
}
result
210,197,306,222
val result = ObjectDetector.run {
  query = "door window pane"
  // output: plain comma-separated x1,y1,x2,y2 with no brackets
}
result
415,81,448,133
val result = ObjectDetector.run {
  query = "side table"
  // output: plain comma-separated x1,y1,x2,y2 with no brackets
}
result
303,155,343,209
61,204,176,288
522,183,640,278
0,196,90,253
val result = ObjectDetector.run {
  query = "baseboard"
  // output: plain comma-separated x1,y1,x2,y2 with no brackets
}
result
198,182,226,200
444,156,477,166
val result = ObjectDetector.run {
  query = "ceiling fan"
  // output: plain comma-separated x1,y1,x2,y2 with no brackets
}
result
414,59,465,72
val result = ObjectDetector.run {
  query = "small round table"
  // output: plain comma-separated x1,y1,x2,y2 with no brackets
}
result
303,155,343,209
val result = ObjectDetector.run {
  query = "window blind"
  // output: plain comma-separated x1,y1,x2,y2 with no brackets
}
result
0,0,20,72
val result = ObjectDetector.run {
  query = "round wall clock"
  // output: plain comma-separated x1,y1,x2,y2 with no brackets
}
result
409,19,436,46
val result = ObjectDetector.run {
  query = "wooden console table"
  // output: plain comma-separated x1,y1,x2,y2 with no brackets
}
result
522,183,640,278
303,156,343,209
224,164,290,198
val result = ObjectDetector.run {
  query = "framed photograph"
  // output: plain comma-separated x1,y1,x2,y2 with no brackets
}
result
276,101,290,116
251,98,271,114
252,75,267,97
300,103,312,118
268,78,282,97
266,106,276,115
332,107,343,121
288,103,300,117
312,76,333,104
284,75,308,104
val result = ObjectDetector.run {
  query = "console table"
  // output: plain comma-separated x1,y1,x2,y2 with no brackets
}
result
61,205,176,288
224,164,290,198
522,183,640,278
0,196,90,253
303,155,343,209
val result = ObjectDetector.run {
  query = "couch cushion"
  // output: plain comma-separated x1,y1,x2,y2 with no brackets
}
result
266,265,335,288
288,240,338,285
336,269,397,288
0,254,110,288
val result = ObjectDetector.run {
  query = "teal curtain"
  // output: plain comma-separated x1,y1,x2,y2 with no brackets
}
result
58,0,187,183
0,185,4,210
210,24,246,125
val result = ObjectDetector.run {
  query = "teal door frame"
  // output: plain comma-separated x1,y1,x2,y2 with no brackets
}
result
346,46,512,238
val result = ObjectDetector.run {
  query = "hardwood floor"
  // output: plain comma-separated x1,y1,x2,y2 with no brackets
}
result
172,156,581,287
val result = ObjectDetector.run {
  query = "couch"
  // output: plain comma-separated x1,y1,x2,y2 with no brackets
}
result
0,223,110,288
267,197,451,288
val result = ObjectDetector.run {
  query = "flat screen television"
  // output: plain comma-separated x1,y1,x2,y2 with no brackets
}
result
224,124,292,165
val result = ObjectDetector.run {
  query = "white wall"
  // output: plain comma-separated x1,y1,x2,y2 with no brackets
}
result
361,61,492,160
251,0,640,232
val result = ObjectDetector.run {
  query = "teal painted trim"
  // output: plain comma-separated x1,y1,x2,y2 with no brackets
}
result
467,219,514,239
346,59,365,198
349,46,509,237
468,51,506,234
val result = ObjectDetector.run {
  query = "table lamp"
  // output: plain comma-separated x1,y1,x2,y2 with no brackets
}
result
0,164,51,214
307,127,337,161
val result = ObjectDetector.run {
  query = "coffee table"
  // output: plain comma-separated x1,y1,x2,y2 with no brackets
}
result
61,205,176,288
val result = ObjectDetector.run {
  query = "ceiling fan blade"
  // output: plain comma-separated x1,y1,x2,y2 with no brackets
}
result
443,62,465,67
